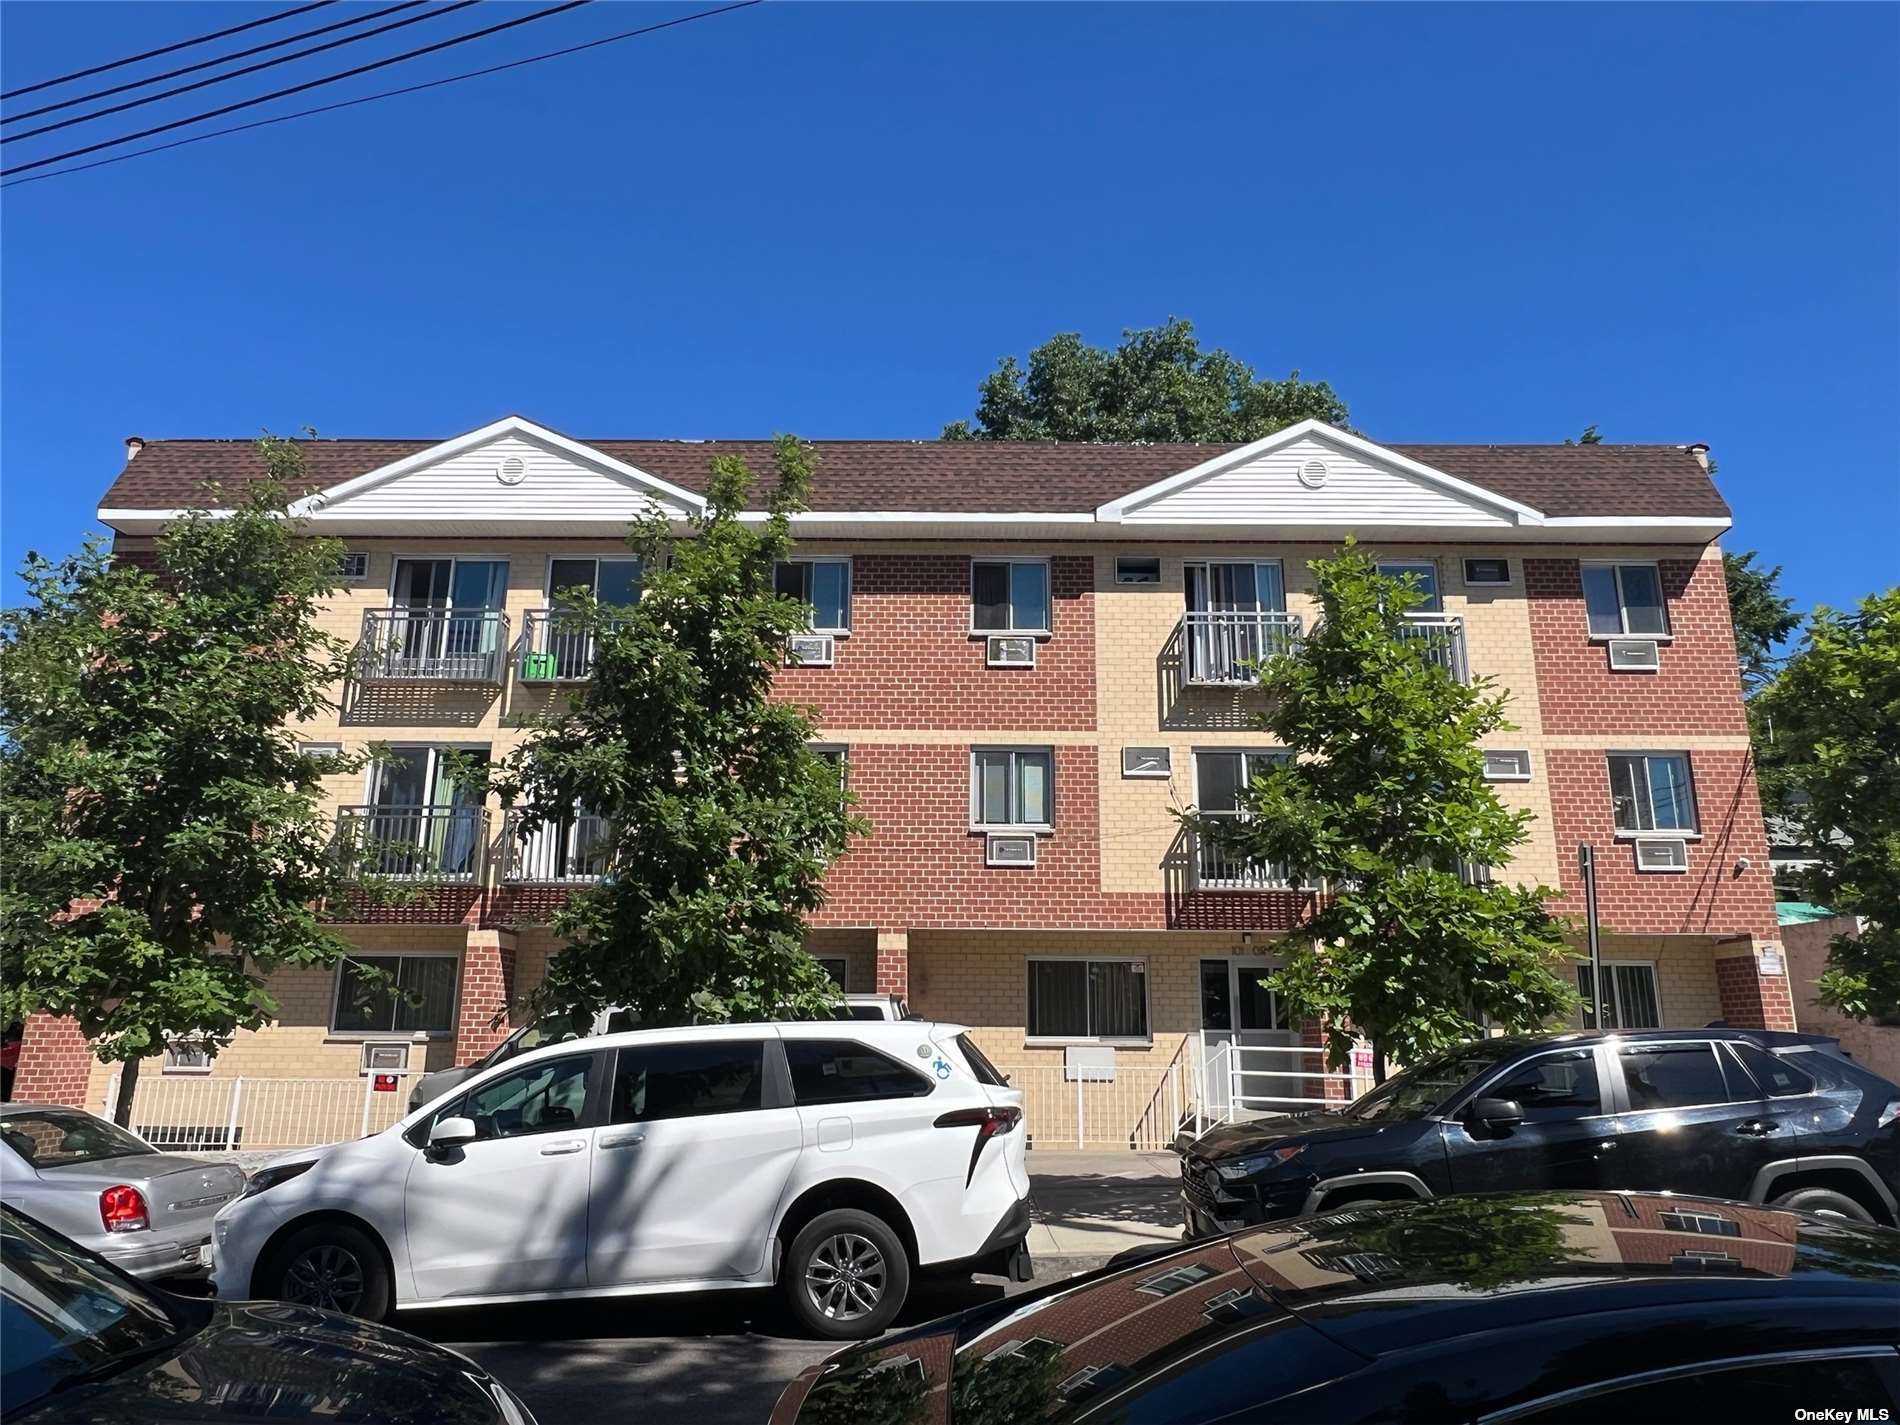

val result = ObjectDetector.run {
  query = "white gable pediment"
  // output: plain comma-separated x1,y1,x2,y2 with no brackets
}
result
1098,421,1543,529
291,417,702,526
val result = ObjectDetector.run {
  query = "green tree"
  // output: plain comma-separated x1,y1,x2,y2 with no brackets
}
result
1755,589,1900,1020
1305,1194,1595,1293
1563,425,1603,445
0,439,367,1124
1724,550,1800,694
1180,546,1576,1080
496,435,866,1029
942,317,1349,442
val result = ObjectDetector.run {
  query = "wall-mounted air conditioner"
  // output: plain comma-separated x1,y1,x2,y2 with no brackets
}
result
986,833,1038,867
1607,639,1661,672
986,635,1036,668
786,634,835,667
1633,838,1688,872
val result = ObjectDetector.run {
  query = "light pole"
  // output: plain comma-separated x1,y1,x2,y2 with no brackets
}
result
1578,843,1604,1029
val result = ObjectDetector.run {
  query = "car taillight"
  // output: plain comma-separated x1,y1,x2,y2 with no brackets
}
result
934,1105,1022,1137
100,1185,149,1234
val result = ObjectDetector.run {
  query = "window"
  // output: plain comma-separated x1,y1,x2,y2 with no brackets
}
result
1463,558,1510,585
1027,959,1149,1041
1116,556,1161,585
451,1054,591,1141
1608,754,1698,835
972,749,1053,829
1122,747,1171,778
161,1040,213,1074
1195,750,1297,887
548,556,643,608
1576,962,1661,1030
1658,1210,1741,1237
971,560,1050,634
1483,1048,1601,1122
1512,1353,1900,1423
1725,1041,1815,1097
1617,1043,1745,1111
336,551,370,581
0,1110,154,1168
1483,750,1532,781
775,559,850,632
298,741,343,760
809,744,848,808
1134,1261,1218,1297
610,1040,764,1122
331,954,457,1035
816,957,848,989
1376,560,1442,612
1580,562,1669,638
785,1039,931,1105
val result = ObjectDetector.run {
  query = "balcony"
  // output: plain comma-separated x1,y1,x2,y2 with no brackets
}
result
1398,615,1470,683
357,609,509,684
500,811,613,884
1182,611,1303,687
516,609,635,683
1194,818,1301,891
334,805,488,883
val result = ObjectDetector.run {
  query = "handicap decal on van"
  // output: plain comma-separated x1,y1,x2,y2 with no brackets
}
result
932,1058,953,1079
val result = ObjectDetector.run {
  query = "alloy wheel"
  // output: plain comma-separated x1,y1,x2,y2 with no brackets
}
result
804,1232,886,1321
283,1243,366,1313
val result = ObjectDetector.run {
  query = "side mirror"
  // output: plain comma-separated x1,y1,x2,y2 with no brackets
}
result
428,1116,477,1151
1470,1097,1525,1131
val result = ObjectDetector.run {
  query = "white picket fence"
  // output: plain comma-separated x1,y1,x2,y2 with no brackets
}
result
109,1071,421,1154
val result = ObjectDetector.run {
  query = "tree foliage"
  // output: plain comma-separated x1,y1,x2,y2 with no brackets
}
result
1755,588,1900,1020
1179,547,1577,1077
0,440,364,1122
495,435,865,1029
942,317,1349,442
1724,549,1800,694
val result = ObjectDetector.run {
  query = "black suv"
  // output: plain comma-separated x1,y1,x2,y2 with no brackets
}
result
1182,1029,1900,1236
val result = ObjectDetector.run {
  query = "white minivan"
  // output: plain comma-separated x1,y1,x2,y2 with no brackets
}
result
212,1021,1028,1339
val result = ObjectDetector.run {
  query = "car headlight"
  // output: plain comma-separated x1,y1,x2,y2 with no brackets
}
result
240,1160,316,1200
1216,1145,1305,1180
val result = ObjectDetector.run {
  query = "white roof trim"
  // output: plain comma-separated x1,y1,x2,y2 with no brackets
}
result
282,416,708,519
1093,419,1547,526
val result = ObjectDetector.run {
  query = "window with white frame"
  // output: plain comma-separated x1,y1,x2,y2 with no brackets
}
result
1659,1210,1741,1238
331,954,458,1035
162,1039,213,1074
1581,562,1669,638
1608,753,1698,835
1376,560,1442,612
971,748,1053,830
1483,749,1533,781
548,556,643,609
1575,961,1661,1030
1115,556,1161,585
971,560,1050,635
775,559,851,632
1027,958,1149,1041
1195,749,1296,886
810,744,848,808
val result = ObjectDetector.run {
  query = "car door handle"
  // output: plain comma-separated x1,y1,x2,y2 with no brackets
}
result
1735,1120,1779,1137
598,1133,645,1150
538,1139,587,1156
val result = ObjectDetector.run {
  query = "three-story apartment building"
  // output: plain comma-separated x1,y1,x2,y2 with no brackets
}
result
14,417,1792,1144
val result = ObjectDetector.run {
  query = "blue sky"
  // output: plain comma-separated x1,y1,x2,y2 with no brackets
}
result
3,2,1895,618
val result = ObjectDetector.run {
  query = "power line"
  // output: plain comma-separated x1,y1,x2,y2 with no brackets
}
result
1,0,762,191
7,1,480,144
1,0,594,178
6,2,430,127
1,2,336,103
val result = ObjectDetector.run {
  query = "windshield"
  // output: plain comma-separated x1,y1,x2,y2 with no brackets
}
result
1342,1041,1520,1121
1,1208,199,1414
477,1016,586,1072
1,1111,154,1168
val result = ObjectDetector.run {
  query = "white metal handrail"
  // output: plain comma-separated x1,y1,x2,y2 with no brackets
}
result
1194,816,1298,890
334,804,488,882
1398,614,1469,683
1183,611,1303,686
108,1070,425,1153
501,811,612,884
358,608,510,683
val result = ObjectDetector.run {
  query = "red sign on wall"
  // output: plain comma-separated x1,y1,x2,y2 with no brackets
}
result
372,1074,398,1093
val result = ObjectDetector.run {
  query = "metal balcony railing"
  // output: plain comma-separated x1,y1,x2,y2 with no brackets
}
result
517,609,633,683
334,805,488,882
1194,816,1299,890
1182,611,1303,686
500,811,612,884
357,609,509,684
1398,614,1470,683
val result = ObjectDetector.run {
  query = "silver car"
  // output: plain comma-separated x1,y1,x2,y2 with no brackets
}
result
0,1103,244,1280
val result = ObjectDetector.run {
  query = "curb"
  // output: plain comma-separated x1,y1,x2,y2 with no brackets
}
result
1029,1243,1182,1281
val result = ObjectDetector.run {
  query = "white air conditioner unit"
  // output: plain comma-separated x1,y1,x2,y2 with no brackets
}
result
986,833,1038,867
986,635,1036,668
1633,837,1689,872
359,1041,409,1074
1607,638,1661,672
786,634,835,667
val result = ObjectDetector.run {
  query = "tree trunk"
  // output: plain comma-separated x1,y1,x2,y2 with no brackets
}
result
111,1055,140,1128
1371,1040,1389,1086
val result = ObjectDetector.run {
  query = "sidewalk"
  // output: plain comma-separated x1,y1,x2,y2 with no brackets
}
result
1024,1149,1186,1279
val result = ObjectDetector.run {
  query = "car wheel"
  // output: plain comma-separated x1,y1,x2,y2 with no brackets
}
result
784,1208,909,1340
1769,1187,1876,1224
263,1222,392,1321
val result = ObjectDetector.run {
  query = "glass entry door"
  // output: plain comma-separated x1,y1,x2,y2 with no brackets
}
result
388,558,508,677
1199,958,1295,1116
1184,561,1288,683
366,745,489,877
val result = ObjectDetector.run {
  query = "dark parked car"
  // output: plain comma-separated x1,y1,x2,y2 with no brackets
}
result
0,1205,535,1423
773,1191,1900,1424
1181,1028,1900,1237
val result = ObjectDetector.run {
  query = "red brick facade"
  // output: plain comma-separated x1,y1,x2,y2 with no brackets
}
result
11,1012,93,1107
454,931,517,1065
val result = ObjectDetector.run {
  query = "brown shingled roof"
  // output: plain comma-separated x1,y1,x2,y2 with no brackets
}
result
98,435,1729,521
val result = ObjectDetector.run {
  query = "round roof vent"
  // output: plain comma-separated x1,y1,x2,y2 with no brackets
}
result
1298,458,1329,489
497,455,527,485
